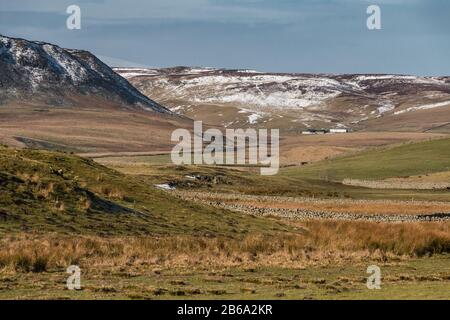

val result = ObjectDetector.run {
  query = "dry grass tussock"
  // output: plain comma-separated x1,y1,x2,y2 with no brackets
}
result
0,221,448,274
299,220,450,257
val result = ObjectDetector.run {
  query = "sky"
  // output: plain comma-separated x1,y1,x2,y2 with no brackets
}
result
0,0,449,75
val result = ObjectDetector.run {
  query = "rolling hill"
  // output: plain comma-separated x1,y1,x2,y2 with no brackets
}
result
0,35,195,153
116,66,450,132
283,137,450,181
0,145,287,236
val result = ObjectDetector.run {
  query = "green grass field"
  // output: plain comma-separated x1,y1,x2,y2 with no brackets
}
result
282,138,450,181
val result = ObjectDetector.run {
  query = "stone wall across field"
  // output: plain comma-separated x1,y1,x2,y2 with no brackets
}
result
342,178,450,190
173,191,450,223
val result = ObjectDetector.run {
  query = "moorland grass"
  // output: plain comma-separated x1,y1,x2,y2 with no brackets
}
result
0,145,291,236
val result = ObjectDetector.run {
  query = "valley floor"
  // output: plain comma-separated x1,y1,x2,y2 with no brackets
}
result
2,133,450,300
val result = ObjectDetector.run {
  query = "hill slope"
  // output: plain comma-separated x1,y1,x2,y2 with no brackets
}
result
0,35,168,113
0,35,195,153
0,146,285,236
0,105,191,153
116,67,450,132
283,138,450,181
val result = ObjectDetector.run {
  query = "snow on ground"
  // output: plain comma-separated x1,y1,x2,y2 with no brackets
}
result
394,101,450,115
114,68,160,79
0,36,91,88
348,75,446,90
151,74,345,110
248,113,262,124
154,184,176,190
42,44,88,84
377,100,395,115
238,108,267,124
186,67,216,74
354,75,418,81
170,105,185,112
112,67,450,124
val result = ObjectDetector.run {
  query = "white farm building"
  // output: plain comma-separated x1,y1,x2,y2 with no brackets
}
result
330,128,350,134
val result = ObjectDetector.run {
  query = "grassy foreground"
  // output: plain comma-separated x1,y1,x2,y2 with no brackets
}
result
0,145,290,236
1,145,449,299
1,256,449,300
0,231,449,300
1,220,449,299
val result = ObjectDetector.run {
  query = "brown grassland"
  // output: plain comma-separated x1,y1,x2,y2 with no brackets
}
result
1,221,449,271
1,219,449,299
0,104,190,153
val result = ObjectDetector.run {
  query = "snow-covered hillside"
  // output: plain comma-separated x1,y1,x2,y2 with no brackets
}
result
115,66,450,129
0,35,169,113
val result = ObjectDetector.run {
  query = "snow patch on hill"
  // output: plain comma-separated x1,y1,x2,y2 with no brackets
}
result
394,101,450,115
377,100,395,115
114,68,160,79
114,66,450,127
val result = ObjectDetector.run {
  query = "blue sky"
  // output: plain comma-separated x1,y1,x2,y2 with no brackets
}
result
1,0,449,75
